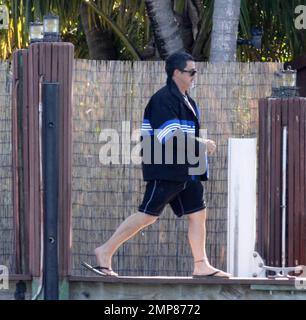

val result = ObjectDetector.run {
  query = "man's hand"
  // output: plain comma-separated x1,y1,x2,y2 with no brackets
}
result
196,138,217,155
205,139,216,155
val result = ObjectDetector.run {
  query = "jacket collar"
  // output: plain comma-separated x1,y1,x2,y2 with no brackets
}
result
167,78,186,103
167,78,199,121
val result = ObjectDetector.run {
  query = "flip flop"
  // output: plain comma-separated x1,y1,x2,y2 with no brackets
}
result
192,270,231,279
81,261,118,277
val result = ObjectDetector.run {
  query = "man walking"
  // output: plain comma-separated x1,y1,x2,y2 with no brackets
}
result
83,52,231,278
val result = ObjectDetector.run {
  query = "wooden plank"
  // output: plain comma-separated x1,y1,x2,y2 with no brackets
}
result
281,97,288,127
304,99,306,264
51,43,59,82
265,99,271,265
68,275,300,286
12,51,18,81
63,44,73,276
39,42,45,78
274,99,282,267
28,43,41,276
257,99,265,256
55,43,74,276
21,50,29,273
298,98,303,266
27,45,35,275
33,43,41,277
294,98,301,266
270,99,276,266
300,99,306,265
15,49,30,274
264,98,269,264
263,100,270,264
66,44,74,275
280,99,288,266
293,99,300,266
11,51,20,274
299,99,305,265
287,98,295,267
45,42,52,81
57,43,65,276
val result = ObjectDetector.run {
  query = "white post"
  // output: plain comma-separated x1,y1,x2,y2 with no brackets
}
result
227,138,257,277
281,127,287,270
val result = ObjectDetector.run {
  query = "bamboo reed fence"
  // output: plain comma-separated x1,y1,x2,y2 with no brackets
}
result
0,59,281,276
0,61,15,271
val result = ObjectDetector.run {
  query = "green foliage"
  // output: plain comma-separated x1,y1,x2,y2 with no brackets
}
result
0,0,148,60
238,0,306,62
1,0,306,61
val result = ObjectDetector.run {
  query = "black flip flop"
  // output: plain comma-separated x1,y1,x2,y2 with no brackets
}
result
81,261,118,277
192,270,230,279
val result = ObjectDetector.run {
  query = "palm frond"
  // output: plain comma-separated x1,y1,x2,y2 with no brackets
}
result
82,0,141,60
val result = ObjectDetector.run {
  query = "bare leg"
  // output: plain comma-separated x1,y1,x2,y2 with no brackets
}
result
95,212,158,274
188,209,231,277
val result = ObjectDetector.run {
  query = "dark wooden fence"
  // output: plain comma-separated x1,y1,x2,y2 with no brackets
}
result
258,97,306,268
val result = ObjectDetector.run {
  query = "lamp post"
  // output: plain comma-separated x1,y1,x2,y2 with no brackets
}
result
43,13,60,42
29,20,44,43
29,13,61,44
271,67,298,97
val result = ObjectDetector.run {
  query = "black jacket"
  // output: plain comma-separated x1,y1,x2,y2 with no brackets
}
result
141,79,209,182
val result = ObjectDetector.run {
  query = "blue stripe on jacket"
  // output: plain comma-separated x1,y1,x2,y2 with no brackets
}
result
141,119,196,143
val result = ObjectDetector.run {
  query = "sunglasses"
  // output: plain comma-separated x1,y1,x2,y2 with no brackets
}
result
180,69,197,76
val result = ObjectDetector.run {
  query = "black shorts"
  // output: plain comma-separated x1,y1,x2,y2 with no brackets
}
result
138,180,206,217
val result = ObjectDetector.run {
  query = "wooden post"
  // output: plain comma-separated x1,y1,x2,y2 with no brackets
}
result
258,97,306,268
12,49,29,275
11,42,74,281
28,42,74,278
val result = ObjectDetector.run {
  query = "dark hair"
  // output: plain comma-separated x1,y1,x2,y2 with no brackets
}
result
165,52,194,80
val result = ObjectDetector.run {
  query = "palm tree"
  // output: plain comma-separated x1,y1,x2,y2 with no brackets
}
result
144,0,184,59
80,2,117,60
209,0,241,62
80,0,143,60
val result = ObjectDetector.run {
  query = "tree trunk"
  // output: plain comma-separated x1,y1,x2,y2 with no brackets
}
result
175,0,200,54
209,0,241,62
80,2,117,60
191,0,202,13
145,0,184,59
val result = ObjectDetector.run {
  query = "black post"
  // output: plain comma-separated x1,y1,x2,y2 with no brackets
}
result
42,82,59,300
